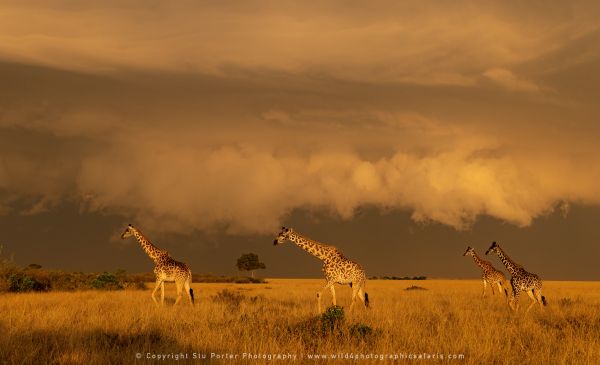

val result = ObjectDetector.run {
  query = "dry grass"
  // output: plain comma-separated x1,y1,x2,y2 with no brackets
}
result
1,279,599,364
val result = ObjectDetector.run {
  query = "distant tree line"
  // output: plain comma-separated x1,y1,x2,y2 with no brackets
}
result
0,245,272,293
369,276,427,280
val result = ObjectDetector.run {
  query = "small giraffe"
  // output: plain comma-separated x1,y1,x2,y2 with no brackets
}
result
486,241,547,312
274,227,369,313
121,224,194,306
463,246,508,298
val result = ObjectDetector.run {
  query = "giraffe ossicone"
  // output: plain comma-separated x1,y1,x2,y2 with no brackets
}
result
121,224,194,306
274,226,369,313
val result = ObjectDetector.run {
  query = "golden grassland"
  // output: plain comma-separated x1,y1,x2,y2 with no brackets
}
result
1,279,599,364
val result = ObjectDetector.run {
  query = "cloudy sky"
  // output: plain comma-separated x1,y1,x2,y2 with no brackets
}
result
1,1,599,279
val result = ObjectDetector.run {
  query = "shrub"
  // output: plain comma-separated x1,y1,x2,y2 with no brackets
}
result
49,271,94,291
91,272,123,290
290,306,378,349
191,273,266,283
321,305,345,332
123,280,147,290
370,275,427,280
8,273,48,292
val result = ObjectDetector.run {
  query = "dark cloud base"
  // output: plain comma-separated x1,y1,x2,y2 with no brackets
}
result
1,202,598,280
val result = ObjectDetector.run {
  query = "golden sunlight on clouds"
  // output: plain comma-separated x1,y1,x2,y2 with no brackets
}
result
0,1,597,84
482,68,541,92
1,1,600,234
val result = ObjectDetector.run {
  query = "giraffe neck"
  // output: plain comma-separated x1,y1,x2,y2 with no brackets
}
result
287,231,333,262
470,251,489,271
493,246,519,275
132,229,165,263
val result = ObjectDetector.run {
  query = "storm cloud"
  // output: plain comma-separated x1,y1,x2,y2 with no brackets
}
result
1,0,600,235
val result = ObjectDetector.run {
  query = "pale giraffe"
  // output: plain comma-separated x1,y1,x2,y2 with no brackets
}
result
463,246,508,298
121,224,194,306
274,227,369,313
486,241,547,312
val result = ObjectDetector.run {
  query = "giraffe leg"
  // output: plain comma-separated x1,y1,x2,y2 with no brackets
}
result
525,290,537,313
184,279,194,305
160,281,165,306
349,285,359,312
317,281,333,313
501,281,510,302
482,279,487,297
509,282,519,311
317,282,333,313
533,289,545,308
329,285,336,306
357,287,368,309
512,290,521,311
151,279,162,306
496,282,503,296
174,281,184,305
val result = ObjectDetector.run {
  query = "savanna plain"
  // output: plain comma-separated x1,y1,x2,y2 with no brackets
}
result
1,279,599,365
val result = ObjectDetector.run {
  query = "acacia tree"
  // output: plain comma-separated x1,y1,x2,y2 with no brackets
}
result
236,253,266,278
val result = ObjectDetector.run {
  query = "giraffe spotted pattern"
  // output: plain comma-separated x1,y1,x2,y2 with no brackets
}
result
463,246,508,298
274,227,369,313
121,224,194,306
486,241,547,312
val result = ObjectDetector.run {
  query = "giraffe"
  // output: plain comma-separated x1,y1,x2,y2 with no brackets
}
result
121,224,194,306
463,246,508,298
486,241,547,312
273,227,369,313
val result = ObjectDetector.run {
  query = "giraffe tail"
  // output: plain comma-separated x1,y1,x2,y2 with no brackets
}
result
364,292,370,308
189,288,195,304
541,295,547,306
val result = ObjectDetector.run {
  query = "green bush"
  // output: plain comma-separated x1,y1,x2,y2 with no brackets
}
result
8,273,48,292
321,305,345,331
289,306,378,349
370,275,427,280
91,272,123,290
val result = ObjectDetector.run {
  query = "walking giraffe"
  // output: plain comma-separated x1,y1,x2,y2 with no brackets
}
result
121,224,194,306
486,241,546,312
273,227,369,313
463,246,508,298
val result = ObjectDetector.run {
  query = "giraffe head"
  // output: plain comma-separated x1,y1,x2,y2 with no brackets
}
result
485,241,499,255
273,226,292,245
120,224,136,239
463,246,475,257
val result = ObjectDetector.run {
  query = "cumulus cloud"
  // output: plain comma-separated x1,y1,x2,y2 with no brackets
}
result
2,101,599,234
